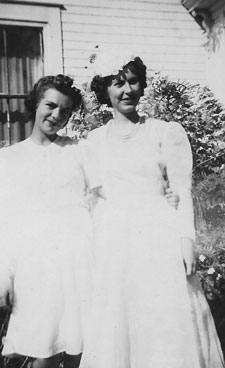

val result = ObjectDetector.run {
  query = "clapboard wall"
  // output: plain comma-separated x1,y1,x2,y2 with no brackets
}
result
61,0,208,86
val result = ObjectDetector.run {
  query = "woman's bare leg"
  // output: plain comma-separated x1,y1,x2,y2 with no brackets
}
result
32,354,60,368
64,353,82,368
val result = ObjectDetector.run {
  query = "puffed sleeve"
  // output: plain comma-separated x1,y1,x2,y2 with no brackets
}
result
78,138,103,191
161,122,195,240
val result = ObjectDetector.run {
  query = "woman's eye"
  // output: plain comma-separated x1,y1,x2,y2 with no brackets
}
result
130,79,138,85
62,109,71,115
46,103,54,109
115,82,124,87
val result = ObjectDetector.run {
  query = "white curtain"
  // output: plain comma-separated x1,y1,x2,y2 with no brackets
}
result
0,27,44,145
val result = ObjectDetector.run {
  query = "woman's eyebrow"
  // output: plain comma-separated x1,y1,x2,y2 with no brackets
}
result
45,100,56,104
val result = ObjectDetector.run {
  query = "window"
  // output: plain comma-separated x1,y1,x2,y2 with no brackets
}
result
0,1,64,145
0,26,44,144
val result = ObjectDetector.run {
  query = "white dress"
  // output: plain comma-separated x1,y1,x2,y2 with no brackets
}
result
80,118,225,368
0,136,100,358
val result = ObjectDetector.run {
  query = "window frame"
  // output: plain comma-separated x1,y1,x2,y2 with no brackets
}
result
0,1,64,75
0,1,65,145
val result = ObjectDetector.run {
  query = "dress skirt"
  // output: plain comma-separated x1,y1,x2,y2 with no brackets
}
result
80,196,224,368
2,206,94,358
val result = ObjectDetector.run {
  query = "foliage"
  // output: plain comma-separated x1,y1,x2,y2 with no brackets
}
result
143,73,225,182
196,232,225,356
193,170,225,230
67,85,113,139
194,168,225,355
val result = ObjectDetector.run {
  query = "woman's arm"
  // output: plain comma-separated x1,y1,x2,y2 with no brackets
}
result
0,269,13,308
78,138,105,213
162,122,196,275
181,237,196,276
165,187,179,209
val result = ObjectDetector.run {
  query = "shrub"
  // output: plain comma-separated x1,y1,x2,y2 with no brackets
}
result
139,73,225,182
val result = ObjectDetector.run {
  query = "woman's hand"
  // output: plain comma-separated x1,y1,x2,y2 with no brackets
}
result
181,237,196,277
0,274,13,309
88,186,106,213
165,187,179,209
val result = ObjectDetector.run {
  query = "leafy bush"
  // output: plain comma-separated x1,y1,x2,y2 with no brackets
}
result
196,236,225,356
66,86,113,139
194,170,225,355
143,73,225,182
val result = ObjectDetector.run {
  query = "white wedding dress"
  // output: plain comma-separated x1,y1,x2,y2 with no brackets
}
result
0,136,99,358
80,118,224,368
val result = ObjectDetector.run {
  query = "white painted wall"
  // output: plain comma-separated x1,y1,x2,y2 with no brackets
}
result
0,0,209,87
61,0,208,86
205,3,225,106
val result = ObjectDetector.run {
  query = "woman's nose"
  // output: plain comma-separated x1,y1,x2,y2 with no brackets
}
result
124,82,132,93
51,107,60,120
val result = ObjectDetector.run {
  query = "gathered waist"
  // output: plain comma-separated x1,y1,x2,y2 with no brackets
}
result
105,192,167,208
94,195,177,220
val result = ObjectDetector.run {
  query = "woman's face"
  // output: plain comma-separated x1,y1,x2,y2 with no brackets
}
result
34,88,73,137
106,66,142,114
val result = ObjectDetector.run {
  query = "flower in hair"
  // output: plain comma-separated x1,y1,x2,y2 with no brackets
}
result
90,45,138,77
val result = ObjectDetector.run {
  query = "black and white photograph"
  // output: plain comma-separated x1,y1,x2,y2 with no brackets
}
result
0,1,225,367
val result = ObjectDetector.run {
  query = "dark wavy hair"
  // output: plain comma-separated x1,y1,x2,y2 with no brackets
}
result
25,74,82,122
91,57,147,106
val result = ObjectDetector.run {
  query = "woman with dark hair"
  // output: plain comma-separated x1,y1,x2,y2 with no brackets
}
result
25,74,82,123
80,49,224,368
0,74,101,368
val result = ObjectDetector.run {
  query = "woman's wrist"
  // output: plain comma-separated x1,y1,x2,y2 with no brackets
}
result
181,237,195,247
180,237,197,276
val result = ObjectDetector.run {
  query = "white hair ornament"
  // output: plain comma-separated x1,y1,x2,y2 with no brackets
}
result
89,45,138,77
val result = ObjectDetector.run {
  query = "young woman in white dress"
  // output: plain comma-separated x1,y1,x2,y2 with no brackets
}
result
80,49,225,368
0,75,101,368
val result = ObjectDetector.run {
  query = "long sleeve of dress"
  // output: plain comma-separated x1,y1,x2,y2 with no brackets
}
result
0,155,16,283
161,122,195,240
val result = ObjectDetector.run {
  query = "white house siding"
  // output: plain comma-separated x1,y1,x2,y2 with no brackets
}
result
61,0,208,87
205,1,225,105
